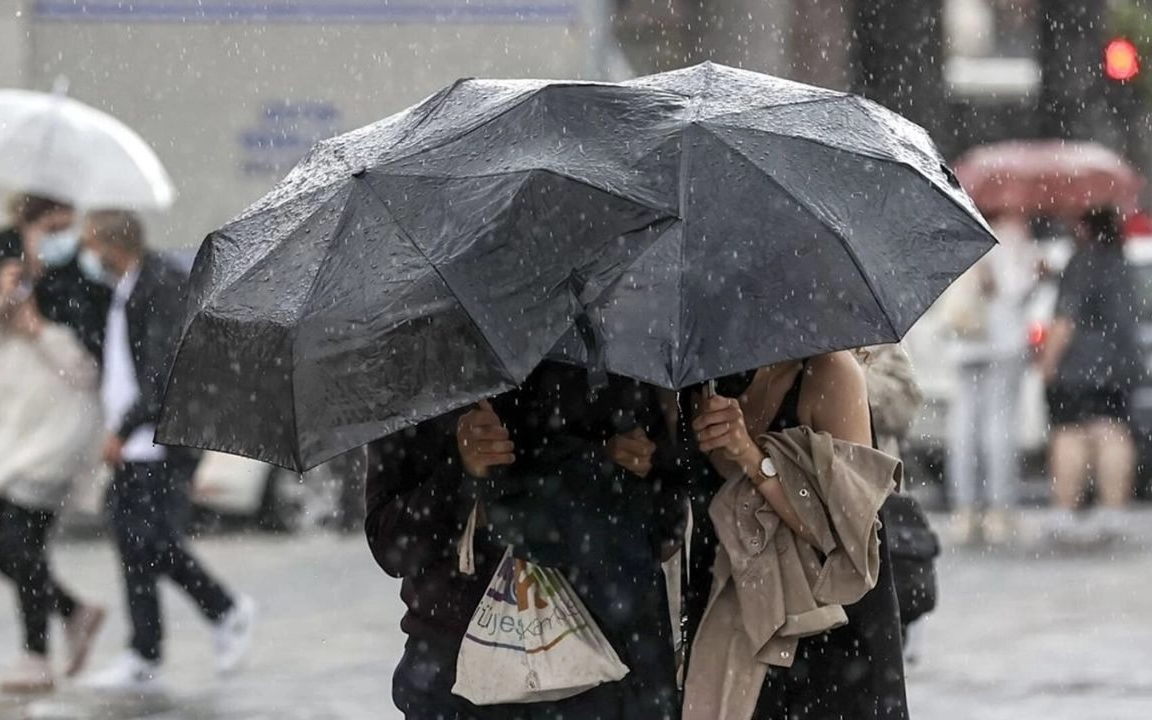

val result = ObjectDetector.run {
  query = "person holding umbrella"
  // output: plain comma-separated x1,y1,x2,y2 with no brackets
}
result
682,353,908,719
150,62,995,719
367,361,682,719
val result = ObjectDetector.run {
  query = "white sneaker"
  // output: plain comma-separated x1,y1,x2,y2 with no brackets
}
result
83,650,162,694
213,595,256,676
0,653,54,694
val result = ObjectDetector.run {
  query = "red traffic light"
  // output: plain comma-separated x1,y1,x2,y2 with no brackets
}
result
1105,37,1140,82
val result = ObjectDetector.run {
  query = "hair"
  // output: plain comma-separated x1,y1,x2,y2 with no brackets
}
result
8,193,74,226
1081,206,1124,248
86,209,147,254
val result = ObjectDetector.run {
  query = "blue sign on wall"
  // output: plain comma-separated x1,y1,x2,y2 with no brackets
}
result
239,100,342,177
34,1,581,25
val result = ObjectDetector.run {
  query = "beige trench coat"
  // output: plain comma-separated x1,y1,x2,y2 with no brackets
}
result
681,427,900,720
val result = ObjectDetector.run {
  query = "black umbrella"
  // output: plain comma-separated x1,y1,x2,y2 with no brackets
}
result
158,62,994,470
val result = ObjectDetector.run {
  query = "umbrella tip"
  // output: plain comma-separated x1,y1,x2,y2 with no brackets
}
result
51,75,69,96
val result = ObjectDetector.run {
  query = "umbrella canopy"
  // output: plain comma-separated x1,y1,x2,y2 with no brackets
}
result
0,89,175,210
953,139,1143,220
158,63,994,470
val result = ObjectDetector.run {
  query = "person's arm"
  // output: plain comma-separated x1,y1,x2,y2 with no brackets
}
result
693,392,821,546
364,419,469,578
1037,316,1074,385
1037,254,1084,385
30,323,99,391
805,351,873,446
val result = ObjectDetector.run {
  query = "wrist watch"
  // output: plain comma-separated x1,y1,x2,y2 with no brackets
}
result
751,454,778,487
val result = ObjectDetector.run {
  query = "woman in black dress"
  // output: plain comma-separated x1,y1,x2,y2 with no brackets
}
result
684,351,909,719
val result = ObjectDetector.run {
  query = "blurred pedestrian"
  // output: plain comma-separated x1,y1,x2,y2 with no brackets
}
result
78,211,256,692
942,214,1039,545
0,259,106,693
0,193,111,359
1037,207,1141,544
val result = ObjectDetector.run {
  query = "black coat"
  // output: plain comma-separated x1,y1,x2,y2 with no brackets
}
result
365,362,681,720
0,227,111,360
114,253,188,443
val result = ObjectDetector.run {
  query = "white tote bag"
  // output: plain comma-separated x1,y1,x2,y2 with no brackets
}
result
453,506,630,705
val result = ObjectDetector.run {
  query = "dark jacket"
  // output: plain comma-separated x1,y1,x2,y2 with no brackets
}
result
365,362,681,719
0,227,112,360
115,253,188,443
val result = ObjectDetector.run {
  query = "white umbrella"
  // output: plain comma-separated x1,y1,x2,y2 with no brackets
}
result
0,87,174,210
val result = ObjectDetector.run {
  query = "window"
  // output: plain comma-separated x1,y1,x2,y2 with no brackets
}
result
945,0,1041,95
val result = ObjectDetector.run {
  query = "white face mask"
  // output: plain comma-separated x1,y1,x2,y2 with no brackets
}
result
36,228,81,268
77,248,110,285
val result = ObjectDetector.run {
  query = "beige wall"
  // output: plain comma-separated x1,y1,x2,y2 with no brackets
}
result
25,6,594,248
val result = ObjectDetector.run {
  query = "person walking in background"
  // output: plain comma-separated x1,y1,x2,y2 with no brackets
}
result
0,259,106,693
78,211,256,692
0,193,111,359
1037,207,1141,545
943,214,1040,545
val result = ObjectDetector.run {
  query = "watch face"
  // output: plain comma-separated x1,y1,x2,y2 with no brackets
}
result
760,456,777,477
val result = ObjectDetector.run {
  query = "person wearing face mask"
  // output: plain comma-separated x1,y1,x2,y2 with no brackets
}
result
0,194,112,360
0,259,107,694
78,210,255,693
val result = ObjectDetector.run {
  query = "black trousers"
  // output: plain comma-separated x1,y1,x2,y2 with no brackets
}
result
107,460,233,661
0,499,78,655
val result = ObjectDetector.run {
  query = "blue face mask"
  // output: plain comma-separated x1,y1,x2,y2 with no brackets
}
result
36,229,80,268
77,248,111,285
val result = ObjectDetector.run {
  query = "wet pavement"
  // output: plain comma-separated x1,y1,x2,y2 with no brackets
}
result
0,511,1150,719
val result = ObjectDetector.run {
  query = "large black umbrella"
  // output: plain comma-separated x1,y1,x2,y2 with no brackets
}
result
158,63,994,470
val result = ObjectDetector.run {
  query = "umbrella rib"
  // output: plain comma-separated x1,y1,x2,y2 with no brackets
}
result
704,128,902,340
285,185,367,470
371,168,677,216
376,84,545,168
353,175,519,383
701,125,984,234
701,92,850,125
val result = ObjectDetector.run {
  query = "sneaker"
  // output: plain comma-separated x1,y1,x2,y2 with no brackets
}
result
0,653,54,694
981,511,1014,546
83,650,162,694
213,595,256,676
63,604,106,677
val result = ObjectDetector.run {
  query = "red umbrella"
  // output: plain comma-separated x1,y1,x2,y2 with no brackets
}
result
952,140,1143,220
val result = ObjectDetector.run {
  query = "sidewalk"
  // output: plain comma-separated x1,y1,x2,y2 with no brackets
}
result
0,511,1149,718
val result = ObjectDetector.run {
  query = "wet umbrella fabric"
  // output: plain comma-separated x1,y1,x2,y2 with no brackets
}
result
158,62,995,471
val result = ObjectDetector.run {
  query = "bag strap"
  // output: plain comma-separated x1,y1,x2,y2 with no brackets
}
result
458,501,479,575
